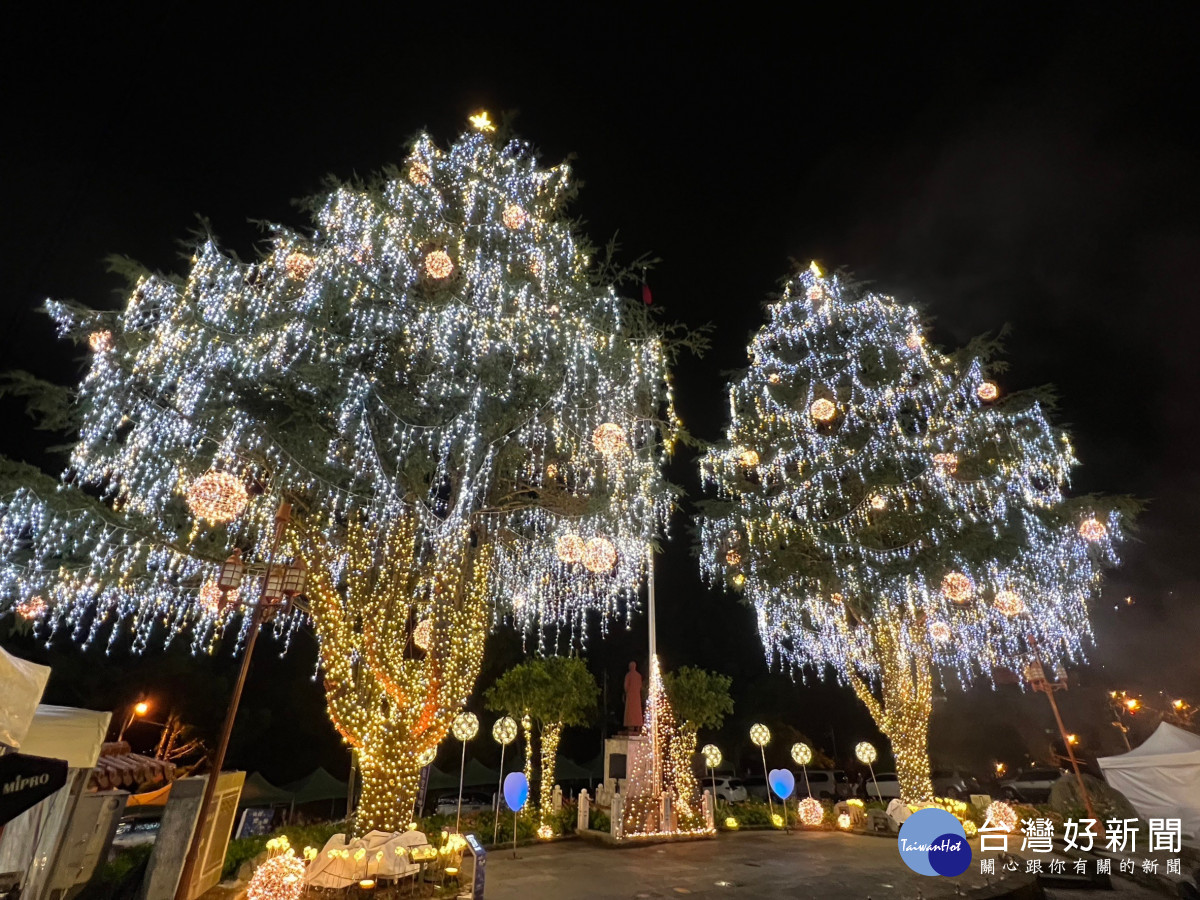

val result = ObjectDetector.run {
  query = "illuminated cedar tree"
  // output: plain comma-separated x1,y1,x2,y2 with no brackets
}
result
485,656,598,824
0,118,682,831
698,265,1129,803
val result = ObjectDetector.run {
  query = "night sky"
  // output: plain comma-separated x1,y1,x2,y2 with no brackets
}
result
2,7,1197,784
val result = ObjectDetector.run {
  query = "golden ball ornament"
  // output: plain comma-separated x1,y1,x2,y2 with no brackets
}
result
701,744,722,768
452,712,479,741
837,812,852,829
246,853,305,900
869,494,887,510
425,249,455,280
797,797,824,826
977,381,999,402
810,398,838,423
830,592,844,604
737,448,760,468
412,618,433,651
768,372,782,384
502,204,528,230
941,572,972,604
994,590,1025,617
749,723,771,747
592,422,627,456
725,549,742,566
583,537,617,573
555,533,585,564
984,800,1017,832
732,573,746,588
198,580,223,615
854,741,877,764
791,742,812,766
408,159,433,186
932,452,958,474
929,620,952,643
185,471,248,523
15,595,47,621
1078,517,1107,542
88,330,113,353
284,252,315,281
493,716,518,745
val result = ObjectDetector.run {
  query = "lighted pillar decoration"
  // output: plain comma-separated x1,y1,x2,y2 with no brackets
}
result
492,716,518,845
750,723,774,821
791,742,813,798
701,744,722,808
452,712,479,834
856,741,881,802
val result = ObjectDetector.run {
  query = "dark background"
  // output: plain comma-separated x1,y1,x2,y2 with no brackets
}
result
2,6,1197,786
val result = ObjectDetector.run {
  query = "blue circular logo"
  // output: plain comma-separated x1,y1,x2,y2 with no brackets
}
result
897,808,971,877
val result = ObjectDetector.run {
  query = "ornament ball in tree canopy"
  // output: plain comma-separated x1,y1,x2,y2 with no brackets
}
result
0,115,687,832
698,263,1133,803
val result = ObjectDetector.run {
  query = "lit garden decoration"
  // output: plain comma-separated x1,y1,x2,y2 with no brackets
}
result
699,263,1131,802
0,114,684,833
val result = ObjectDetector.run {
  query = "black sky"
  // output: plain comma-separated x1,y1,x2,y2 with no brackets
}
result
2,6,1197,780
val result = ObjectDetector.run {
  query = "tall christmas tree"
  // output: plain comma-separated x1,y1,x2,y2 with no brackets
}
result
0,115,682,830
698,264,1129,802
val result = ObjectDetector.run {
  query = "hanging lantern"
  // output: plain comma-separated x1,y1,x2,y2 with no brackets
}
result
791,742,812,766
1078,518,1107,542
977,381,999,402
583,537,617,573
246,853,305,900
929,620,952,643
452,712,479,741
737,448,759,468
701,744,722,768
555,534,585,564
592,423,627,456
493,716,518,745
855,742,877,764
941,572,972,604
281,558,307,597
425,250,454,280
810,398,838,423
413,619,433,651
749,723,771,747
502,204,528,230
263,565,286,602
285,252,315,281
218,549,245,592
186,471,249,523
88,330,114,353
994,590,1025,617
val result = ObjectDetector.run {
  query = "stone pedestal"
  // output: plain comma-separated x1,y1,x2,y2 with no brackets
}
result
604,734,649,799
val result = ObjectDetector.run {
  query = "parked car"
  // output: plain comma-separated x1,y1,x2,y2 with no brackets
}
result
742,775,769,801
434,790,493,816
863,772,903,800
801,769,853,800
711,776,748,804
1000,767,1065,803
932,769,984,799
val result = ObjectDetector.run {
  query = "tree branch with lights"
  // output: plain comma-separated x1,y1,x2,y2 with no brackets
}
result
698,264,1134,802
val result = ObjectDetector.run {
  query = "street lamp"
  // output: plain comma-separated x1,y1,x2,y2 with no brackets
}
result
117,699,151,741
749,724,774,821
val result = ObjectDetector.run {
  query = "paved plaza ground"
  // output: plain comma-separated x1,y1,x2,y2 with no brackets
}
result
482,831,1172,900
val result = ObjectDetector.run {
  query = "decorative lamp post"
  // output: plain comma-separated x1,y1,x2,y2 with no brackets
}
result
790,742,813,798
117,699,150,741
701,744,722,809
452,712,479,834
492,716,518,844
749,723,774,821
855,742,881,802
176,499,307,900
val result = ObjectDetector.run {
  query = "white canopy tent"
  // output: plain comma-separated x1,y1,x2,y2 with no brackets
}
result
1098,722,1200,839
0,646,52,749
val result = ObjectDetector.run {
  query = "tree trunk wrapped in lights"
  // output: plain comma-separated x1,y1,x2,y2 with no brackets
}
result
538,722,562,819
300,515,491,832
699,264,1133,803
0,115,685,828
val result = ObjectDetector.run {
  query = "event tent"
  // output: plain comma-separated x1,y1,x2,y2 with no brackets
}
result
238,772,294,807
1098,722,1200,839
283,767,348,803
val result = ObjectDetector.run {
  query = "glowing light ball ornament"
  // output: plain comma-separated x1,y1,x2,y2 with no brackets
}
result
977,381,999,402
408,160,432,186
15,596,47,620
855,742,877,765
797,797,824,826
583,537,617,573
555,534,585,564
750,724,770,747
932,452,958,474
725,550,742,566
928,620,952,643
424,249,454,280
994,590,1025,617
701,744,722,768
198,580,223,615
941,572,972,604
592,423,627,456
984,800,1017,833
185,471,248,523
246,853,305,900
790,743,812,766
502,204,528,230
412,618,433,651
837,812,852,829
493,716,518,745
284,252,315,281
417,748,436,767
452,712,479,742
88,330,113,353
737,448,759,467
1079,518,1107,542
810,398,838,423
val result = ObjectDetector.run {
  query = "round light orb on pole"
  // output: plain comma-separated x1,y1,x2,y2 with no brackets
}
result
855,741,881,802
701,743,722,809
452,712,479,835
791,741,813,798
492,716,518,844
749,724,775,821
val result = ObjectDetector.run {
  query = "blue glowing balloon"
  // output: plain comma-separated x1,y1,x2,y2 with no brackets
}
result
503,772,529,812
768,768,795,800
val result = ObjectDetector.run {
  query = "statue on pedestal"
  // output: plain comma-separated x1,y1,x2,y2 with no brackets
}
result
623,661,644,732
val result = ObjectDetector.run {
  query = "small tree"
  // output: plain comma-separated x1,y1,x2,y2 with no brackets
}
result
663,666,733,771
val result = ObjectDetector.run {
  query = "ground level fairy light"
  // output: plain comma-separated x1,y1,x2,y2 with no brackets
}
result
247,837,305,900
